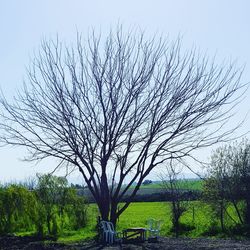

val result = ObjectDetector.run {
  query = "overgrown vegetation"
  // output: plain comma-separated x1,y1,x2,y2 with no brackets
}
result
1,166,250,242
0,174,88,239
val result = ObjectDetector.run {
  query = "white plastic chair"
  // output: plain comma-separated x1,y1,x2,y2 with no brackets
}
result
107,222,116,244
147,218,163,238
100,221,110,244
100,221,121,244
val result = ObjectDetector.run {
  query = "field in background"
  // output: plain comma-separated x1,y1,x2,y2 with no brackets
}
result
83,179,203,202
138,179,203,190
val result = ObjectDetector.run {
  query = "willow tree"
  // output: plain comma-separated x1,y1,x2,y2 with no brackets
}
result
0,28,244,226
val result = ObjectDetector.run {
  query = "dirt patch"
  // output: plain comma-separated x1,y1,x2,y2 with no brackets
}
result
0,236,66,250
1,236,250,250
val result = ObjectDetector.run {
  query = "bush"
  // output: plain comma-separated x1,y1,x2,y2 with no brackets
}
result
0,175,89,237
170,222,195,235
51,214,60,239
201,222,221,236
35,174,88,235
142,180,152,185
0,185,37,235
65,189,88,230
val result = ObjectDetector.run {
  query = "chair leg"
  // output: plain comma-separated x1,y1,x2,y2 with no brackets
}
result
108,233,111,244
111,233,115,244
106,232,109,244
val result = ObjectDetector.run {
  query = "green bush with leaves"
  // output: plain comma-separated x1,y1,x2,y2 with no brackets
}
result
0,184,37,234
35,174,88,238
65,189,88,230
0,174,88,238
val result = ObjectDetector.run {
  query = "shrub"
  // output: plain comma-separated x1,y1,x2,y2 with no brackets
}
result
0,185,37,235
0,175,89,237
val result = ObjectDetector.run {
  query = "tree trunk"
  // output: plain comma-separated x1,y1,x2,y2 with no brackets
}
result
245,200,250,226
175,221,179,238
172,200,179,238
99,172,110,221
99,202,109,221
219,202,224,232
110,201,118,228
231,199,244,224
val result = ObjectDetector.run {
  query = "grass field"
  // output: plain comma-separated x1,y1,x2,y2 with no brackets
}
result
138,179,203,190
81,179,203,202
58,200,242,243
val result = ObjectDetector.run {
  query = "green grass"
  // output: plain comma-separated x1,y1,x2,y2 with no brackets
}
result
58,228,96,243
57,200,239,242
138,179,203,190
92,201,243,238
57,202,172,243
116,201,221,237
117,202,172,234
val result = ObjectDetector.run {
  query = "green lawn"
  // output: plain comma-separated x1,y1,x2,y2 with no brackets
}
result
58,200,242,243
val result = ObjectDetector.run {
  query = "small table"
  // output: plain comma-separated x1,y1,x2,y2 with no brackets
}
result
122,227,147,243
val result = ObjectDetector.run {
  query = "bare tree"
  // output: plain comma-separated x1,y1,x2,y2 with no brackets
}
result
205,139,250,229
0,27,245,226
161,160,187,237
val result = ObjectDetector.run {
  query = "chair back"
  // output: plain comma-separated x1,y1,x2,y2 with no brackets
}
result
147,218,155,230
100,220,109,232
147,218,163,230
107,221,115,233
156,219,163,229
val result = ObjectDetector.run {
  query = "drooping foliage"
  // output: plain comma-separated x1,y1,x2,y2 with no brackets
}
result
0,174,88,238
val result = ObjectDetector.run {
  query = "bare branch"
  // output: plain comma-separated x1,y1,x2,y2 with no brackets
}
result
0,26,246,225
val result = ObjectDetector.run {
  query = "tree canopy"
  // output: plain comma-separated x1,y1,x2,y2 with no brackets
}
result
205,139,250,227
0,27,245,225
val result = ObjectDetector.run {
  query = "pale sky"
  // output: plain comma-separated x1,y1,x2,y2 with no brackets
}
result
0,0,250,182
